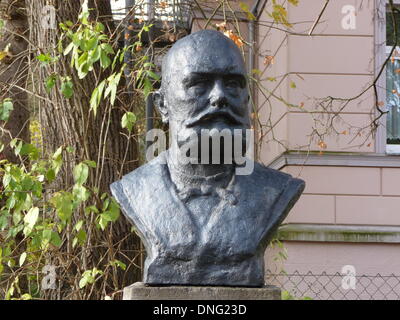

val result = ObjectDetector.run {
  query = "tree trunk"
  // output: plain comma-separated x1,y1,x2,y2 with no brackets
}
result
28,0,142,299
0,0,29,163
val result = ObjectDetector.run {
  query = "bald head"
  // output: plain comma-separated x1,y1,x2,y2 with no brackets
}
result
160,30,247,94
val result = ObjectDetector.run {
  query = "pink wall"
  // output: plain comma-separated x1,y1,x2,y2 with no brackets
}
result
257,1,400,294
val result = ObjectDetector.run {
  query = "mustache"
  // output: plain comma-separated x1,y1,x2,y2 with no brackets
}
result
185,109,248,128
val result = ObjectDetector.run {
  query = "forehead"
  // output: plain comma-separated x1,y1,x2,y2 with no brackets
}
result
164,39,247,81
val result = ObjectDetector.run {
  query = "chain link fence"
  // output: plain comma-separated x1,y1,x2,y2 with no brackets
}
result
266,270,400,300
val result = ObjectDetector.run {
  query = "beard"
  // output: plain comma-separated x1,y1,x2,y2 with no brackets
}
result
174,125,251,165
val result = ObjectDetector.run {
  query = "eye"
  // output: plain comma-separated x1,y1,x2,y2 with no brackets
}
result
191,79,209,88
224,77,243,89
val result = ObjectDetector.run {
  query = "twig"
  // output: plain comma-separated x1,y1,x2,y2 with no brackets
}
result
308,0,330,36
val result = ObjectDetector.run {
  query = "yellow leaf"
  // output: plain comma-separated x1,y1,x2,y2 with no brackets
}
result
0,51,7,61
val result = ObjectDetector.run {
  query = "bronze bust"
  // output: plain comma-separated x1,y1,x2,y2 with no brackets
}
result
110,30,304,287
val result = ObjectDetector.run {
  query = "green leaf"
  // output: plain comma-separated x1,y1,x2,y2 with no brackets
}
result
90,80,106,116
147,70,160,81
45,74,57,93
83,160,97,168
20,143,39,160
46,168,56,183
14,140,23,156
73,163,89,185
23,207,39,236
50,231,62,247
73,184,90,203
85,205,99,215
36,53,59,65
290,81,296,89
121,112,137,132
76,229,86,244
101,43,114,55
105,73,121,106
98,216,108,230
0,99,13,121
90,45,101,62
61,79,74,99
50,192,73,222
143,77,152,98
63,42,75,56
111,259,126,271
79,0,90,25
74,220,84,232
100,50,111,69
86,38,98,51
79,268,103,289
95,22,105,33
2,173,11,188
52,147,63,174
19,252,27,267
79,275,91,289
42,229,52,246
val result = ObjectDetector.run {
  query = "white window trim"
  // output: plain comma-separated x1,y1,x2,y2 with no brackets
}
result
375,0,400,154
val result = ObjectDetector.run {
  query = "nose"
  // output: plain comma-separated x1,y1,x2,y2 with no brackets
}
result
209,79,228,108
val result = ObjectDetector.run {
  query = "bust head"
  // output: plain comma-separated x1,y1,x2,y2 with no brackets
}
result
153,30,251,155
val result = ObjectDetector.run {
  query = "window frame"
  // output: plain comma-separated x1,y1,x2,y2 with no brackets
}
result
375,0,400,154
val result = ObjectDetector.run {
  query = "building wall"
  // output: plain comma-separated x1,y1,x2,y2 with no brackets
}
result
257,0,400,283
257,0,376,165
284,165,400,226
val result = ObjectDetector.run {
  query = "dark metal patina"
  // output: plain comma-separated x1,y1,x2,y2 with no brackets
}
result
111,30,305,287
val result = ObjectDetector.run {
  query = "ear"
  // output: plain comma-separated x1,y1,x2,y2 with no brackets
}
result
153,91,169,124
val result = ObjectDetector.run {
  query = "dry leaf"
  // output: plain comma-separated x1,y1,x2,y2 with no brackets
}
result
223,30,243,48
317,141,327,149
216,22,227,31
263,55,274,66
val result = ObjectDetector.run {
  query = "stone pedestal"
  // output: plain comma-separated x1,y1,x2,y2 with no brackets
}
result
123,282,281,300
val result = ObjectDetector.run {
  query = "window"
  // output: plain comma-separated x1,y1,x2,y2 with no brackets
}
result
111,0,127,20
111,0,191,24
386,4,400,153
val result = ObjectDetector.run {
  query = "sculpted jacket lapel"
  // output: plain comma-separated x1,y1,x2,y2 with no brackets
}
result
202,163,304,256
111,153,198,259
